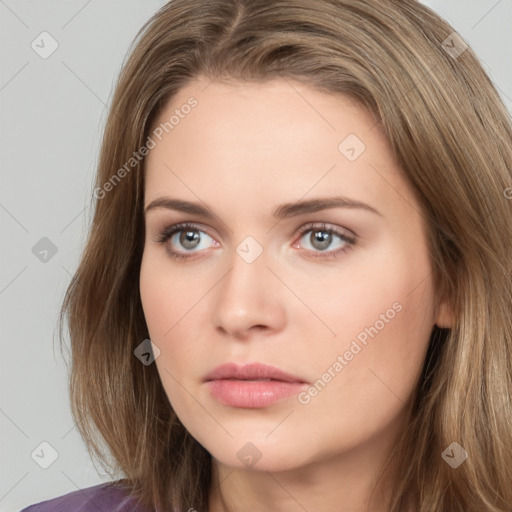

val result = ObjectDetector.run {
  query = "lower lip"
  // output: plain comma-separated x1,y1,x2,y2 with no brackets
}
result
206,379,306,408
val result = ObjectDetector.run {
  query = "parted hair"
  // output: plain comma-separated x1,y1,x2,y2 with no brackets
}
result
59,0,512,510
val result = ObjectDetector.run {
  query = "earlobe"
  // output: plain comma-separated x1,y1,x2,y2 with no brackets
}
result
435,298,453,328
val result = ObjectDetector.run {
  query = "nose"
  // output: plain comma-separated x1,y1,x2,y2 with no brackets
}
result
211,244,286,340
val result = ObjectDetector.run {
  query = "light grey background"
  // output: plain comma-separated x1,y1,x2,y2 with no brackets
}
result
1,1,511,511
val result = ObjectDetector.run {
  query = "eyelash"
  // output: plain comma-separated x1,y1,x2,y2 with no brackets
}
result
153,222,356,262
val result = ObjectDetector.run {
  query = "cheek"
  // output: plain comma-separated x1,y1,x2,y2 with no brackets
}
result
139,250,205,341
302,262,436,426
299,236,436,402
139,266,169,342
300,247,435,362
139,251,209,396
139,258,199,427
139,254,191,391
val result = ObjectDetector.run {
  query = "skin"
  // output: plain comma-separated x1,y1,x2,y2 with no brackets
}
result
139,76,452,512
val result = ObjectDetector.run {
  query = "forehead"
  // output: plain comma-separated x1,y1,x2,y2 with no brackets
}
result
144,77,416,222
149,76,377,156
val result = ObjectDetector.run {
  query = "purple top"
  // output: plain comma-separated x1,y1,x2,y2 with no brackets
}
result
20,481,153,512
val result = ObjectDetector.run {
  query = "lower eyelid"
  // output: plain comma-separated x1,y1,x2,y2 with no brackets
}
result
294,229,355,256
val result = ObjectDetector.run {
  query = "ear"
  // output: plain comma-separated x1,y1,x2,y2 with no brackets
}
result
434,296,453,329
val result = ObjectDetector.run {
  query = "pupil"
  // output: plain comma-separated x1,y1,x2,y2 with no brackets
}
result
312,230,331,250
181,230,199,249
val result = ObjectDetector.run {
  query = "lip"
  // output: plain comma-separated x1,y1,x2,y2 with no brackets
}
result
204,363,308,408
204,362,307,383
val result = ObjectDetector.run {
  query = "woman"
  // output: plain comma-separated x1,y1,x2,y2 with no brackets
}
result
22,0,512,511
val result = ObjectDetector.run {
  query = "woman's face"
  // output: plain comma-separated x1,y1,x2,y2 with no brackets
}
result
140,76,449,474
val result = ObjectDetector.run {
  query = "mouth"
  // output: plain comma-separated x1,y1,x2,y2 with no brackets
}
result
204,362,308,408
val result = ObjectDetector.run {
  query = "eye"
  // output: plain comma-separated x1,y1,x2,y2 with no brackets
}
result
153,221,356,261
292,222,356,260
153,222,218,261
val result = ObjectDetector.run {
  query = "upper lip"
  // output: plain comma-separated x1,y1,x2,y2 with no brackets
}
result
204,363,307,383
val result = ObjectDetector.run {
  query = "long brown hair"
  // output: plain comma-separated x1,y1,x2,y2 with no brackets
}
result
59,0,512,510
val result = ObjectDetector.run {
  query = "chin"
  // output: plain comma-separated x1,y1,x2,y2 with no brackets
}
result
199,432,319,474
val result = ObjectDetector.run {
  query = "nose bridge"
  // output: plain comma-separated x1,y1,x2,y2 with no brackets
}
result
212,234,284,335
221,236,269,309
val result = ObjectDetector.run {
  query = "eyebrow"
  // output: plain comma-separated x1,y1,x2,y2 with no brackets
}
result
144,196,383,219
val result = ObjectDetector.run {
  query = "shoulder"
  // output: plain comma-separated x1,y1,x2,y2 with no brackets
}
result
20,480,152,512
